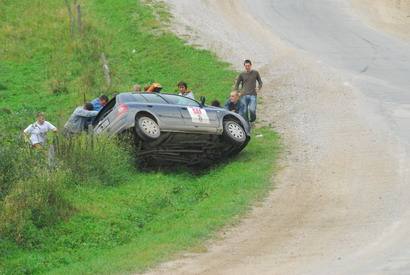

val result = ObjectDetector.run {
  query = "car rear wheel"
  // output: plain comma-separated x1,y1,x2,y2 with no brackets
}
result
223,119,246,144
135,115,161,141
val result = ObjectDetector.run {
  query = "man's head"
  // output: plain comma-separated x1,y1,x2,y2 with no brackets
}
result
178,81,188,94
229,90,240,103
147,83,162,93
99,95,109,106
133,84,141,92
84,103,94,111
244,59,252,72
211,100,221,107
36,112,45,125
153,83,162,93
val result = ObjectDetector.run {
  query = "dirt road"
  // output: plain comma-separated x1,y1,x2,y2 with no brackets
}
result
146,1,410,274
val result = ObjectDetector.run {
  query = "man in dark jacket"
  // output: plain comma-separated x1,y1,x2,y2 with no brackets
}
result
234,59,263,124
224,90,245,119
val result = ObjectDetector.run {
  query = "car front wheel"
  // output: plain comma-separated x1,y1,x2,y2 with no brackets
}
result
135,115,161,141
223,119,246,144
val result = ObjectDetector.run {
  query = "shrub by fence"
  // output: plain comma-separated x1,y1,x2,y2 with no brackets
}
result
0,132,133,246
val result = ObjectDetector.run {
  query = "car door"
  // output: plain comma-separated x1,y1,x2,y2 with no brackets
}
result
140,94,185,131
160,94,220,133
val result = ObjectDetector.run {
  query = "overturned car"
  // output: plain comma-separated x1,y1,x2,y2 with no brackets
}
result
92,92,251,168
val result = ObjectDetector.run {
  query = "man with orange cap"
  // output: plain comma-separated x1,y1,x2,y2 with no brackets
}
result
145,83,163,93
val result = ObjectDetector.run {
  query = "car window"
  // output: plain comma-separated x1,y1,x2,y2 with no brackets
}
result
160,94,200,107
119,93,147,103
141,94,168,104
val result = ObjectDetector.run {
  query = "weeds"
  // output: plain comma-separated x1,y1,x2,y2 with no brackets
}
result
55,134,132,186
0,133,133,246
0,169,71,247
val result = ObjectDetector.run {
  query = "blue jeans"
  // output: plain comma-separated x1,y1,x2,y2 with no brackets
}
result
241,95,257,122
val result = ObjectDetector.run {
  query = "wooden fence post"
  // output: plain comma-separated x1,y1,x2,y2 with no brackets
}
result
64,0,75,35
76,4,82,34
100,53,112,87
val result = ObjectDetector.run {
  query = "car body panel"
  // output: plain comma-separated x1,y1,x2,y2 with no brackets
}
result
179,106,220,133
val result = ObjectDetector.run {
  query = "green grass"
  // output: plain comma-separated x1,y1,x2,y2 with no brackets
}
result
0,0,280,274
2,129,279,274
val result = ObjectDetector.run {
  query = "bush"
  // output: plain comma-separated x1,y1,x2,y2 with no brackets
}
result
49,79,69,95
0,141,46,201
0,136,70,246
0,145,18,201
0,169,71,246
0,132,133,246
55,134,133,186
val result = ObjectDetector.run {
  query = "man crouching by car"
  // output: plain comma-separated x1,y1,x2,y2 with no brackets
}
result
224,90,246,120
63,103,99,135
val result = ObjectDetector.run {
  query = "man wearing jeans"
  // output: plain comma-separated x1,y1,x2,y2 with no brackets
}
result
235,59,263,125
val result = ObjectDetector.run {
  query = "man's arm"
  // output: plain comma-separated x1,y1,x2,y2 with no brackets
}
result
23,124,33,134
45,121,58,132
234,74,243,90
256,71,263,90
74,108,99,118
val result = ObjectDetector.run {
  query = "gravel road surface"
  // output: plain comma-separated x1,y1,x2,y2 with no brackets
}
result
145,1,410,274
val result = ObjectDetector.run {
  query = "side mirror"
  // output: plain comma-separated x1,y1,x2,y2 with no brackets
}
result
200,96,206,107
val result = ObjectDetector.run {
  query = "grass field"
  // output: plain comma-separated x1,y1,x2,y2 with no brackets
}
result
0,0,280,273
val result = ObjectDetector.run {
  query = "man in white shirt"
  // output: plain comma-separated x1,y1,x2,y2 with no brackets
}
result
24,112,58,148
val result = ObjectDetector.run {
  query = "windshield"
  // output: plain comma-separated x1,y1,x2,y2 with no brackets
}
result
119,93,147,103
140,94,168,104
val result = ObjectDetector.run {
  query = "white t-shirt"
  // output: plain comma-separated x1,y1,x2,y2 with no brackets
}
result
24,121,57,145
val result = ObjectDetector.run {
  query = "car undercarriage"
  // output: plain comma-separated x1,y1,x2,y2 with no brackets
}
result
123,131,250,170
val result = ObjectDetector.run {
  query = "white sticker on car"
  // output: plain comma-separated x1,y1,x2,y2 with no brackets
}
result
101,119,110,129
95,119,110,133
187,107,210,124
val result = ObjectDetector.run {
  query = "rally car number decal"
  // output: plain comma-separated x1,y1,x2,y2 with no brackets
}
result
187,107,210,124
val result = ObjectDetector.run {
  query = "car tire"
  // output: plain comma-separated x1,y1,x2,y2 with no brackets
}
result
135,115,161,141
223,119,246,145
